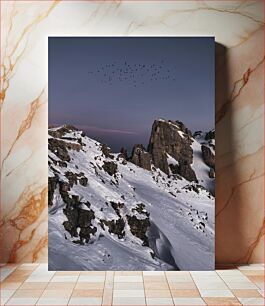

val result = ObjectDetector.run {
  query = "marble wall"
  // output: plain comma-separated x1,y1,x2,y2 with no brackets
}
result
0,1,264,264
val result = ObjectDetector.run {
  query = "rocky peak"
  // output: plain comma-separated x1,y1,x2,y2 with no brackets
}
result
147,119,197,182
131,144,151,171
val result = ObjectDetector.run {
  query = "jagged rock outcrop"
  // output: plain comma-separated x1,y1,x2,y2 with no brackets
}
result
131,144,151,171
148,119,197,181
118,147,128,160
205,130,215,141
100,144,114,159
63,203,97,243
209,168,215,178
102,161,118,176
201,145,214,169
127,203,150,246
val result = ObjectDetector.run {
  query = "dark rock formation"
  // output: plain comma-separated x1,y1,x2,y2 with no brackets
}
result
110,201,124,218
79,176,88,186
101,219,125,239
205,130,215,140
102,161,118,176
177,161,197,182
101,144,114,159
48,175,59,206
148,120,197,181
118,147,128,160
127,215,150,246
201,145,215,169
48,125,78,139
48,138,71,162
209,168,215,178
63,205,96,242
131,144,151,171
48,137,82,163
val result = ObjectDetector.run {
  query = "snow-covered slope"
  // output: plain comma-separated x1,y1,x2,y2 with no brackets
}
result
48,124,215,271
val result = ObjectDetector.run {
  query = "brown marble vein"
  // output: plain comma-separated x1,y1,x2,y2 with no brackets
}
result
235,219,264,263
0,1,59,108
1,88,45,167
6,186,47,262
216,57,264,123
216,171,263,217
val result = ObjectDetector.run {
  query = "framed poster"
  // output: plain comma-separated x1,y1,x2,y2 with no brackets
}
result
48,37,215,270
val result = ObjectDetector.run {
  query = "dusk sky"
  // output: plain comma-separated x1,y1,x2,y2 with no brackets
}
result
49,37,214,153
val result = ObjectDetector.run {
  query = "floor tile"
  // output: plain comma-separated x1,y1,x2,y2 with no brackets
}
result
255,282,264,290
146,297,174,305
45,282,76,290
0,289,15,298
50,275,78,282
258,290,264,297
6,297,38,305
241,270,264,276
165,271,190,276
1,297,10,305
144,282,169,290
77,275,105,282
238,297,265,305
40,289,72,298
115,271,142,276
191,271,218,277
247,275,264,283
203,297,241,305
220,275,251,282
167,276,193,283
80,271,106,275
68,297,102,305
75,282,104,290
19,282,48,290
216,270,245,276
12,289,43,298
144,271,165,276
36,298,69,305
71,289,103,297
114,275,143,283
114,282,144,290
145,290,172,298
25,276,54,283
0,266,19,282
195,281,228,290
113,289,145,297
232,289,262,298
55,271,80,276
112,296,146,305
170,289,200,297
199,289,234,297
237,264,264,271
225,282,258,289
173,297,206,305
144,276,167,282
168,282,197,289
0,282,22,290
102,289,112,305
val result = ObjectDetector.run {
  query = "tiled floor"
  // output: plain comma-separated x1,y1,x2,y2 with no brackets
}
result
0,264,264,305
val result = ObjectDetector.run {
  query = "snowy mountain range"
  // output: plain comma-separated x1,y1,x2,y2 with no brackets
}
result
48,119,215,271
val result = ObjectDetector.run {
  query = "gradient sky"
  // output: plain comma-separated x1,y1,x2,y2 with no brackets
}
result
49,37,214,153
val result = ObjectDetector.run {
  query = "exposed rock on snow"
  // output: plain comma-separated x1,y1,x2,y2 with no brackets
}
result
201,145,215,169
147,119,196,182
131,144,151,171
48,122,215,271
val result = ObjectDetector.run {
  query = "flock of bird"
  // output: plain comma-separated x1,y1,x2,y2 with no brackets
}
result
88,59,176,87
